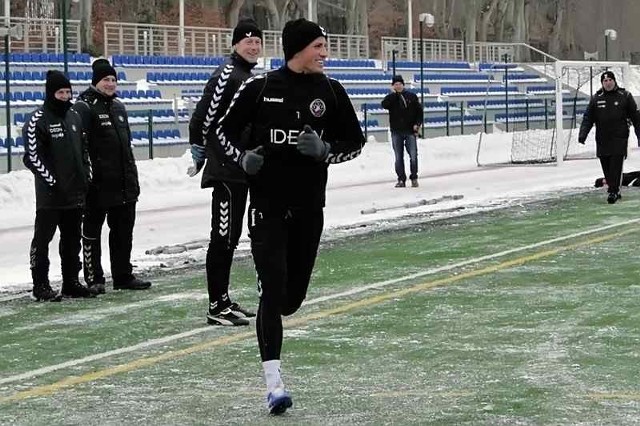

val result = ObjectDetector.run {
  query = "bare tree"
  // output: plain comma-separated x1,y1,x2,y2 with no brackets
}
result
226,0,245,27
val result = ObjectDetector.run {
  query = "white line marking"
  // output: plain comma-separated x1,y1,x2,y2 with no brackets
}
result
2,218,638,386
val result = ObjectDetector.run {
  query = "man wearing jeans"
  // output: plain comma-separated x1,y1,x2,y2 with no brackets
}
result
381,75,423,187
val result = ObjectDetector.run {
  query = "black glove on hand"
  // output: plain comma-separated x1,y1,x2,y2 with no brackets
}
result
240,146,265,175
578,136,586,145
297,125,330,161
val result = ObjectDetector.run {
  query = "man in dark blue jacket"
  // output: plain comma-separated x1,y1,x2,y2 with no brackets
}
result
188,19,263,326
23,70,93,300
381,75,423,188
579,70,640,204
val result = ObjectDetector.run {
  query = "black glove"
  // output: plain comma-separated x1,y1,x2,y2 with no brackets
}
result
578,136,586,144
297,125,330,160
187,144,206,177
240,146,265,175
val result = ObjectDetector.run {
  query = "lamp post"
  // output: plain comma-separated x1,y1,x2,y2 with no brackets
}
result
584,51,599,97
604,28,617,62
60,0,79,76
419,13,434,138
1,23,23,173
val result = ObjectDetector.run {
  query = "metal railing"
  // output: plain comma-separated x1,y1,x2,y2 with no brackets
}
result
104,21,369,59
0,16,81,53
466,42,558,65
381,36,464,68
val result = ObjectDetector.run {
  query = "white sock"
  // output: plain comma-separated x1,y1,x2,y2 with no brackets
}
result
262,359,283,392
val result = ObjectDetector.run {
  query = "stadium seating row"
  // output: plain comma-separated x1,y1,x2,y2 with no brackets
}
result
346,87,430,96
0,52,91,64
479,63,521,71
112,54,226,67
0,136,24,148
390,61,471,70
1,70,127,82
270,58,375,69
147,71,212,82
413,73,493,81
440,86,519,95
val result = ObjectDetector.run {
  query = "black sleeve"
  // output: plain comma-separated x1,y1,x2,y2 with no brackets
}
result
216,75,264,165
381,93,394,110
625,92,640,136
413,93,423,127
325,80,366,164
578,97,596,142
22,111,56,187
71,100,93,140
189,67,241,147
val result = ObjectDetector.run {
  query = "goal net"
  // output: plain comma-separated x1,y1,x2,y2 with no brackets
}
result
476,60,631,166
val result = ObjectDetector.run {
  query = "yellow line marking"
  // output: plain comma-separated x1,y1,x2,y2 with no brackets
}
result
2,227,638,404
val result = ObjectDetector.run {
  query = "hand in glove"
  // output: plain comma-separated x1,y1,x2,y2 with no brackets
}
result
578,136,586,145
188,144,206,177
240,146,265,175
297,125,330,161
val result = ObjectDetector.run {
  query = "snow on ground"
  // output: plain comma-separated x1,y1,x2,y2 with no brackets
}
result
4,129,640,294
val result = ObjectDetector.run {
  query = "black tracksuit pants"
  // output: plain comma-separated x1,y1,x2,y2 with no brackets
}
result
599,155,625,195
249,206,324,362
206,181,248,306
82,201,136,285
30,208,83,285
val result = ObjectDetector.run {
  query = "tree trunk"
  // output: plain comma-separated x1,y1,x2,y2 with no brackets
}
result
79,0,93,51
225,0,245,27
478,0,500,42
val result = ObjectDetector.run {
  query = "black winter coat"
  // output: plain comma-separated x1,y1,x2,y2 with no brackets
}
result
579,86,640,157
22,102,89,210
381,90,423,134
218,66,365,212
73,87,140,208
189,53,257,187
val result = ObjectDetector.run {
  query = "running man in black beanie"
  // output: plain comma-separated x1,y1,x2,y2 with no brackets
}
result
188,18,263,326
23,70,93,300
217,18,365,414
73,59,151,292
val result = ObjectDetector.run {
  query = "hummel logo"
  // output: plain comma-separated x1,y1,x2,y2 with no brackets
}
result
264,97,284,103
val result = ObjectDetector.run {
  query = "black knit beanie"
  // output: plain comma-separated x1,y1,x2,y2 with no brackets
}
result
45,70,72,100
91,58,117,86
232,18,262,45
282,18,328,61
601,70,616,82
392,75,404,85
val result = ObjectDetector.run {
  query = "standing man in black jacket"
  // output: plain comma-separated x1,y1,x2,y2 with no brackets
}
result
579,70,640,204
188,19,262,326
217,18,365,415
23,70,93,300
73,59,151,292
381,75,423,188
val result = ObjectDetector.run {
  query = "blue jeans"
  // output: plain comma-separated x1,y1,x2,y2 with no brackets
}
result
391,131,418,181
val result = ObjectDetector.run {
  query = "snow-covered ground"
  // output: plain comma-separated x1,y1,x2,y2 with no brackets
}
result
3,127,640,294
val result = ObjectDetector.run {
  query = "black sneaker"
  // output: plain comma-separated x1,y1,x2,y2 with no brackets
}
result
206,306,250,326
394,180,406,188
607,192,621,204
410,178,419,188
229,302,256,318
113,277,152,290
32,283,62,302
88,281,106,295
61,280,96,298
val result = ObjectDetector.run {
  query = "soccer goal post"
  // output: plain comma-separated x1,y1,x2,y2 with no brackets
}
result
554,59,631,165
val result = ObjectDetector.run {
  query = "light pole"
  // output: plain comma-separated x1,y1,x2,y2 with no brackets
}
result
1,23,23,173
584,51,599,97
419,13,434,138
604,28,617,62
60,0,79,76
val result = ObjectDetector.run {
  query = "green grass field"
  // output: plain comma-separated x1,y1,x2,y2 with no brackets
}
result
2,191,640,425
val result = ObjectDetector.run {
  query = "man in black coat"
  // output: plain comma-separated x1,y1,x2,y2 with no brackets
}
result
579,70,640,204
73,59,151,292
188,19,263,326
217,18,365,415
23,70,94,300
381,75,423,188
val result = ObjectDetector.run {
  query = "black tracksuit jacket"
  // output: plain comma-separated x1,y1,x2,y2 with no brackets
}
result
22,101,90,210
217,65,366,212
73,87,140,208
579,86,640,157
189,53,257,187
381,89,423,134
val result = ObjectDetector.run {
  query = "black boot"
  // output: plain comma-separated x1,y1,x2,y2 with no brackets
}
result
32,282,62,302
113,276,152,290
61,280,96,298
87,278,106,295
607,192,621,204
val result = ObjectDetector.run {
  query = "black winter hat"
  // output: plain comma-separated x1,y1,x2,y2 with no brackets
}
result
392,75,404,85
601,70,616,82
232,18,263,45
91,58,117,86
282,18,328,61
45,70,72,100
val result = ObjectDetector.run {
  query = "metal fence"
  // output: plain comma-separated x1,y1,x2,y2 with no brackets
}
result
381,36,464,68
103,21,369,59
1,16,81,53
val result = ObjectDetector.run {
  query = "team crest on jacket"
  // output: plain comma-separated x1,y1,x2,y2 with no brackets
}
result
72,124,77,132
310,99,326,117
118,115,125,122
